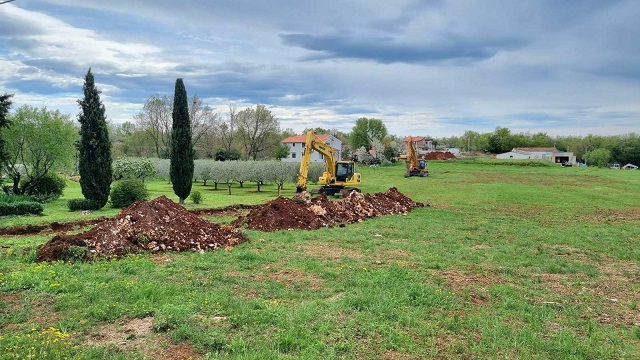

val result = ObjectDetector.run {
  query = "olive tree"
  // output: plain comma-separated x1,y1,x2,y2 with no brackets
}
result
151,158,170,181
216,161,240,195
194,159,213,186
266,161,297,196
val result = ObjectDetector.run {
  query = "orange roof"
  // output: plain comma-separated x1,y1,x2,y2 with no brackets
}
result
513,147,558,152
404,136,429,142
281,133,331,143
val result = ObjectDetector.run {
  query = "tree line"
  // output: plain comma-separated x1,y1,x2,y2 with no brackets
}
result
439,127,640,166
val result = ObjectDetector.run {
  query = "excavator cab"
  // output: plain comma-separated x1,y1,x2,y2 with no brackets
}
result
335,161,354,182
418,159,427,170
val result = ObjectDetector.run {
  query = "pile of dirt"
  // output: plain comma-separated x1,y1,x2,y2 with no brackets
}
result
423,151,456,160
233,187,423,231
37,196,246,262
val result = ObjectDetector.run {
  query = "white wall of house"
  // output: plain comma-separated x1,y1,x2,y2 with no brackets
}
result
281,135,342,162
496,150,576,164
496,151,532,159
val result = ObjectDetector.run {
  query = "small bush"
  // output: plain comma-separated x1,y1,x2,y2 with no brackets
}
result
380,159,393,167
20,173,67,202
110,179,149,208
190,191,203,204
0,201,44,216
67,198,101,211
0,193,32,203
59,245,88,263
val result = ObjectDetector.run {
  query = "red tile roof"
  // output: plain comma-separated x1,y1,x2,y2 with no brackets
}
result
281,133,331,143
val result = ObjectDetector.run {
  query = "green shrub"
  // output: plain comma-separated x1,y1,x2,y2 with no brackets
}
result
190,190,203,204
0,193,32,203
0,201,43,216
67,198,101,211
20,173,67,202
59,245,88,263
110,179,149,208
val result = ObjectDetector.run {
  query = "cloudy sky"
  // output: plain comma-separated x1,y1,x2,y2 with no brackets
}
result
1,0,639,137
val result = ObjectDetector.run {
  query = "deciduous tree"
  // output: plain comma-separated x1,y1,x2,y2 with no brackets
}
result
584,148,612,168
237,104,280,160
350,117,387,151
3,106,77,194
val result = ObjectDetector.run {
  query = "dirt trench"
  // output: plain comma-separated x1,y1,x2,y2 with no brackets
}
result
35,188,423,261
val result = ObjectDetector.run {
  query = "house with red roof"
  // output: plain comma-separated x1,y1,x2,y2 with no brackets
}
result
408,136,435,151
280,133,342,162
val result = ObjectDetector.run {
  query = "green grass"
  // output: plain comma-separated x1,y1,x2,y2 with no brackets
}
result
1,161,639,359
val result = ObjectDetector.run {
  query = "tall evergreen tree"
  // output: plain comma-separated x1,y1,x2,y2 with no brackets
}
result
0,93,13,165
78,69,112,208
170,78,194,204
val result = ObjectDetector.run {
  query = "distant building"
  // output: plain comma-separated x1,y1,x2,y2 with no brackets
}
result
409,136,435,151
281,133,342,162
496,147,576,164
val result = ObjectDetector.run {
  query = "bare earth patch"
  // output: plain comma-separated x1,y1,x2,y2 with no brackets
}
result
85,317,200,359
261,267,325,291
593,261,640,325
0,292,60,328
434,269,504,305
588,208,640,223
297,241,363,261
529,259,639,326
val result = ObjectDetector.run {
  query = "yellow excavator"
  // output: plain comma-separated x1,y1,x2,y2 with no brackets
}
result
400,136,428,177
295,131,361,197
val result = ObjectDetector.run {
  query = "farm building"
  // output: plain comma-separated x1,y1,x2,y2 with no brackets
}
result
281,133,342,162
496,147,576,164
496,151,532,160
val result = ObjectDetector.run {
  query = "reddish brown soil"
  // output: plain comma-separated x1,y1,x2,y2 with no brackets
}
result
233,187,424,231
36,196,246,262
423,151,456,160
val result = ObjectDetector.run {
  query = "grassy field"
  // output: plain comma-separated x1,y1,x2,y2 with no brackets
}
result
1,161,639,359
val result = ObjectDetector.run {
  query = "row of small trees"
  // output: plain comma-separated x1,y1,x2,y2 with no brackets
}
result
153,159,323,196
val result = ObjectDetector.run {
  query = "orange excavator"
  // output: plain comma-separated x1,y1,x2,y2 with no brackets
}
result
400,136,428,177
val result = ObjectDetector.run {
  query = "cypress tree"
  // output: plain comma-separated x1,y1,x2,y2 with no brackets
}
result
78,69,112,208
170,78,194,204
0,93,13,164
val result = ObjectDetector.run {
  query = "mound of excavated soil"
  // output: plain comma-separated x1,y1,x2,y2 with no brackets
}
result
423,151,456,160
233,187,424,231
37,196,246,262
